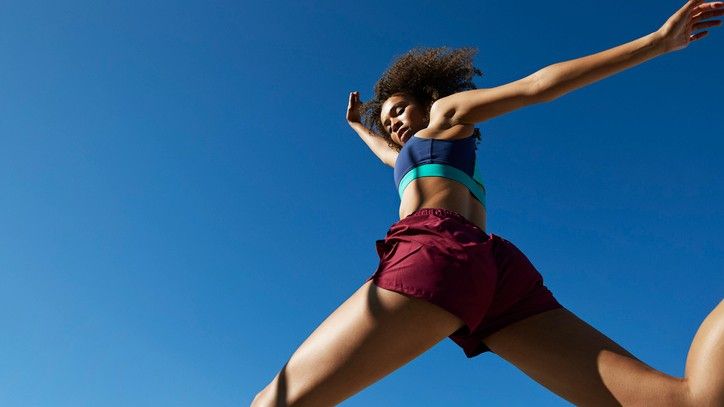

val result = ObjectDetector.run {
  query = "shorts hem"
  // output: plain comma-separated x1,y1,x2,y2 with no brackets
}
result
367,277,476,334
460,300,565,358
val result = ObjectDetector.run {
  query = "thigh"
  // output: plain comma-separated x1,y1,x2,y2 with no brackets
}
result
253,280,465,407
483,307,690,406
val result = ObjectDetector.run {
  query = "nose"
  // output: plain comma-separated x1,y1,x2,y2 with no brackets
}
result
391,119,403,134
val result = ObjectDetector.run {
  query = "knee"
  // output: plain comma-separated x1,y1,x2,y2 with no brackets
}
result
250,390,264,407
250,385,313,407
250,386,295,407
250,387,275,407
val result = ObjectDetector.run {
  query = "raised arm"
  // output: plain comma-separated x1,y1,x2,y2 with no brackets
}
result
346,91,399,168
432,0,723,127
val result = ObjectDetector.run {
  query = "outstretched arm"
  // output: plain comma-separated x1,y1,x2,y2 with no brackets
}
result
346,91,399,168
432,0,724,127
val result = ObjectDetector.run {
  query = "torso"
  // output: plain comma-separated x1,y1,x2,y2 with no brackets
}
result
397,124,487,232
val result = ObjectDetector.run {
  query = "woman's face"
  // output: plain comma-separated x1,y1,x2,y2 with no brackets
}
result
380,93,428,147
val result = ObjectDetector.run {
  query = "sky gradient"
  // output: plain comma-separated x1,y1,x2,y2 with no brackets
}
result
1,1,723,406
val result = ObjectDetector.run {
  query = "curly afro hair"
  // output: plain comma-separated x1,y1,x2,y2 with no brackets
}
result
361,47,484,152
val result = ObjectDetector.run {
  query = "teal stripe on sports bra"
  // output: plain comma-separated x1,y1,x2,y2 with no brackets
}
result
397,163,487,208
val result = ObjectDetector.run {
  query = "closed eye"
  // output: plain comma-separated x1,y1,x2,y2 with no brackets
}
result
382,103,406,133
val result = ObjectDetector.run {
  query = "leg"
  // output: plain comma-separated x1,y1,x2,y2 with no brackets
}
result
482,301,724,406
684,299,724,406
252,280,465,407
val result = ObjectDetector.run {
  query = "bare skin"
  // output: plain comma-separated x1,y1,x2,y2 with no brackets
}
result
253,1,724,405
484,301,724,406
378,93,489,230
251,280,467,406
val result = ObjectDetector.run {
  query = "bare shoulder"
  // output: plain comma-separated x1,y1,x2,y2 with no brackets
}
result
427,75,541,126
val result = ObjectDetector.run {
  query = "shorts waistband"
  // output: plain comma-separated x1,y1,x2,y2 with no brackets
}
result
407,208,488,234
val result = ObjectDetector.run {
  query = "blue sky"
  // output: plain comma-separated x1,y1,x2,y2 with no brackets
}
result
1,1,722,405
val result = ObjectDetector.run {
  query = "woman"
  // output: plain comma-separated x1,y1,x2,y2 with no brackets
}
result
252,1,724,405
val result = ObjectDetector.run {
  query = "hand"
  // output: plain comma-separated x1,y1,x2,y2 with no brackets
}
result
346,91,363,125
657,0,724,53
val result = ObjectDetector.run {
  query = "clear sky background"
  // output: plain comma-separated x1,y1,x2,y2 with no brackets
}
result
1,1,722,406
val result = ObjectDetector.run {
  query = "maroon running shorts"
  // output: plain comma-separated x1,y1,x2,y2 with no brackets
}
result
366,207,562,358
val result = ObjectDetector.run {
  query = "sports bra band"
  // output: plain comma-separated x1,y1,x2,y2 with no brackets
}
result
397,163,486,207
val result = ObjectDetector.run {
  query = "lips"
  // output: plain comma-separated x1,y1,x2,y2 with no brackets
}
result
399,127,410,142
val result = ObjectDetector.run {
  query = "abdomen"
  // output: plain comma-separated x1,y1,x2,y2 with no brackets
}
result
398,177,487,231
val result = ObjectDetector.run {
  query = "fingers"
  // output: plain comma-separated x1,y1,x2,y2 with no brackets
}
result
693,19,723,30
348,91,358,109
693,2,724,19
669,0,703,27
691,30,710,41
690,2,724,39
346,91,362,123
348,91,362,105
686,0,706,16
694,0,724,11
683,0,704,14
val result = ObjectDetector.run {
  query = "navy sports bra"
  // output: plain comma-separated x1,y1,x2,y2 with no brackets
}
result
394,134,486,207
